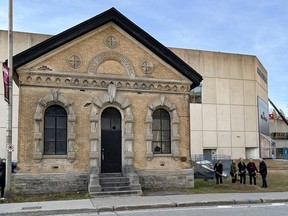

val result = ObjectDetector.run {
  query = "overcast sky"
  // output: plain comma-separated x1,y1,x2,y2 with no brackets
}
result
1,0,287,115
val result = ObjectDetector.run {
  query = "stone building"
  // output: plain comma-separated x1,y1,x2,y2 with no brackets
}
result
8,8,202,195
1,7,270,195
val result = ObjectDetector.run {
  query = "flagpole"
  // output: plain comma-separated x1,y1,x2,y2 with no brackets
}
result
5,0,13,198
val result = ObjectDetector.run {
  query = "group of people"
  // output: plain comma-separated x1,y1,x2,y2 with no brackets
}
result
214,158,268,188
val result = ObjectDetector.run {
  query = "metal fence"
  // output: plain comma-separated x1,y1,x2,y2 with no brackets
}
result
192,154,231,179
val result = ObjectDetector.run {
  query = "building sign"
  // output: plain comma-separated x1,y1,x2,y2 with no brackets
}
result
2,63,9,103
258,96,269,136
257,67,267,83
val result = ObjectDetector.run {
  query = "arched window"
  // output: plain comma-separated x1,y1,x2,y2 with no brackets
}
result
152,109,171,154
44,105,67,155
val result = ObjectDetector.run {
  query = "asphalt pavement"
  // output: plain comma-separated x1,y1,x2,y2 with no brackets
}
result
0,192,288,215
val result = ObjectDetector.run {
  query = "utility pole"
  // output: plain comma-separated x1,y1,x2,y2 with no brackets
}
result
5,0,13,198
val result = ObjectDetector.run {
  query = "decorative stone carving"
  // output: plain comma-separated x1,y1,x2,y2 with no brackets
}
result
105,35,119,49
37,65,52,71
108,83,117,103
88,51,135,78
68,55,82,69
22,74,190,95
140,60,153,74
89,90,140,193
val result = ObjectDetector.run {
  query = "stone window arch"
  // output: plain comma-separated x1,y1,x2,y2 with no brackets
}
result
145,95,180,160
89,84,134,174
87,51,135,78
88,83,141,193
33,90,76,162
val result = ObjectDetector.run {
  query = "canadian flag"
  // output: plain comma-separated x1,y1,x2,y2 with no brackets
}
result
269,114,274,119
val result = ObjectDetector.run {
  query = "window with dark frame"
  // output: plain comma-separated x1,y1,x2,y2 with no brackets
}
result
189,85,202,103
152,109,171,154
44,105,67,155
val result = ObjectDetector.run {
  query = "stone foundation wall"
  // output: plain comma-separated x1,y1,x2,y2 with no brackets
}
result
138,169,194,189
13,173,88,195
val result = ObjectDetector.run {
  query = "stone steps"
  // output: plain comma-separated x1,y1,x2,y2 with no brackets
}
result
90,189,142,197
91,173,142,196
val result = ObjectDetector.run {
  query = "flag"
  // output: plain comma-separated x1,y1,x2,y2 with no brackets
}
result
269,114,274,119
2,63,9,103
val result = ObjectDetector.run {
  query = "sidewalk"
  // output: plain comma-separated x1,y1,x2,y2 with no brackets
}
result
0,192,288,215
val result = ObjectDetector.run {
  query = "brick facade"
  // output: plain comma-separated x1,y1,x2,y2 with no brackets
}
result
13,13,199,194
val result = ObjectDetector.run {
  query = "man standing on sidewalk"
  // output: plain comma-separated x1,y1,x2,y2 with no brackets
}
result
238,158,247,184
247,158,258,185
259,158,268,188
214,160,223,184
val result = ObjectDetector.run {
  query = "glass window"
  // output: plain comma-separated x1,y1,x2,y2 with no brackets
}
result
189,86,202,103
44,105,67,155
152,109,171,154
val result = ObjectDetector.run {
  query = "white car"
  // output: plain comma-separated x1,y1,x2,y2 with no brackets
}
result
196,160,214,170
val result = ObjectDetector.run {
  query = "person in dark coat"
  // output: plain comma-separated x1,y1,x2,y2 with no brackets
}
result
0,160,6,200
247,158,258,185
230,159,237,183
238,158,246,184
214,160,223,184
259,158,268,188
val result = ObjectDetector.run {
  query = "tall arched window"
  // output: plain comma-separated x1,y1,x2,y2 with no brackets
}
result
152,109,171,154
44,105,67,155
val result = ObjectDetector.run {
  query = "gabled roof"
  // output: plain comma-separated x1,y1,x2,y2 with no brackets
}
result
11,7,202,89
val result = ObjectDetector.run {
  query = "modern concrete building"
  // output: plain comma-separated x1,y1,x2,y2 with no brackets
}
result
0,8,270,195
171,48,269,160
0,30,51,161
269,108,288,158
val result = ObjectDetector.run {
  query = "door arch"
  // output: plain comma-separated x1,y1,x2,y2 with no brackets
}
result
101,107,122,173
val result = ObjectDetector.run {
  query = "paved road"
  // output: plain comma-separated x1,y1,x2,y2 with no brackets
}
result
1,192,288,215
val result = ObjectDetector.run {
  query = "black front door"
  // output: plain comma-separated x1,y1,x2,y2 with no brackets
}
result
101,107,122,173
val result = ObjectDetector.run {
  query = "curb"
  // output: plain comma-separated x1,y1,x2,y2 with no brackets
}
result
1,198,288,215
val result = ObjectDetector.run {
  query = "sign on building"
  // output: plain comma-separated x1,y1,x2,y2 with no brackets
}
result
2,63,9,103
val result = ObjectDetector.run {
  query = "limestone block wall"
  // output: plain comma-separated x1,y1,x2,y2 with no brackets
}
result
138,169,194,189
14,173,88,195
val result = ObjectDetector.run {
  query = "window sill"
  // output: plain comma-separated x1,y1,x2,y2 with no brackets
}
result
43,155,67,159
153,154,172,157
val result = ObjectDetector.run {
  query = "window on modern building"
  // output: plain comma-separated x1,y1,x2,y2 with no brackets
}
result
44,105,67,155
189,85,202,103
152,109,171,154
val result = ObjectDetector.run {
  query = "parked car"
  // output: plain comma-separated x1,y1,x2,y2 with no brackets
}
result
196,160,214,170
0,158,17,173
194,160,228,179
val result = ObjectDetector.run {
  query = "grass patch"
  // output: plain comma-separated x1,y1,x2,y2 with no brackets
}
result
144,159,288,195
3,159,288,203
6,191,90,203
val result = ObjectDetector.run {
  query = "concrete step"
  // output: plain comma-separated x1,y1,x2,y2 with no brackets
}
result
102,186,131,191
90,190,142,197
100,177,130,183
100,173,122,177
101,181,130,187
